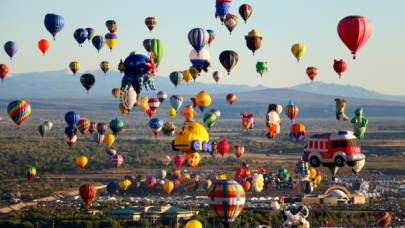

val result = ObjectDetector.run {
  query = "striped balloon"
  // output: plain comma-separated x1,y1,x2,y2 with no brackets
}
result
92,36,105,53
0,64,9,82
226,93,236,106
38,124,47,138
119,179,131,191
213,71,222,84
106,20,118,33
112,88,120,100
207,30,216,47
146,176,156,188
69,62,80,76
233,145,245,158
24,167,36,180
4,41,18,59
157,91,167,103
77,118,90,134
189,66,199,81
224,15,239,35
203,113,216,129
112,155,123,168
170,72,183,88
188,28,209,54
185,180,199,192
170,95,183,112
105,33,118,52
7,100,31,129
219,50,239,75
93,133,104,146
106,146,117,158
86,28,95,42
209,109,221,119
162,155,171,165
143,39,152,52
239,4,252,23
145,17,157,32
375,211,391,228
97,123,107,135
100,61,111,75
306,67,318,82
148,98,160,112
189,49,211,73
285,101,299,122
208,180,245,227
149,118,163,138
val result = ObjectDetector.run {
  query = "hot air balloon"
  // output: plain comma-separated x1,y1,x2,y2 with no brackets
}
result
157,91,167,103
209,109,221,119
245,30,262,55
77,156,88,169
163,122,176,136
143,39,152,52
233,145,244,158
148,98,160,113
375,211,391,228
112,88,120,100
24,167,36,181
93,133,104,146
110,118,124,136
167,108,177,118
335,98,348,121
291,43,306,62
146,177,156,188
170,169,181,180
182,70,192,85
217,139,229,157
119,179,131,191
351,159,365,176
209,180,245,228
215,0,231,24
65,126,77,139
203,113,216,129
120,85,137,113
191,91,212,114
92,36,105,53
266,111,280,140
306,67,318,82
203,179,212,191
104,134,115,148
112,155,123,168
106,146,117,158
145,17,157,33
38,124,47,138
100,61,111,75
290,123,306,143
285,100,299,123
7,100,31,130
256,61,268,77
212,71,222,84
190,49,212,73
4,41,18,59
150,39,164,68
77,118,90,134
185,180,199,191
106,20,118,33
38,39,50,56
105,33,117,52
226,93,236,106
181,105,196,121
89,122,97,134
267,104,283,116
189,66,199,82
146,109,156,119
174,156,184,168
80,74,96,93
44,14,65,40
170,72,183,89
188,28,209,55
207,30,216,47
149,118,163,138
69,62,80,76
0,64,9,82
240,113,255,131
224,15,238,35
65,135,77,148
65,111,80,127
219,51,238,75
43,121,53,132
333,59,347,79
338,16,372,59
162,155,171,166
106,182,117,195
163,181,174,194
79,184,96,204
74,28,88,47
86,28,95,42
97,123,107,135
135,97,147,114
119,103,128,117
239,4,252,23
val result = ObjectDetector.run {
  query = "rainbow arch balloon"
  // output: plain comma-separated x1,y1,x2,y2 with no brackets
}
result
7,100,31,130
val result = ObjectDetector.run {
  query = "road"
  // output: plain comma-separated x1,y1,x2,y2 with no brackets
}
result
0,185,106,213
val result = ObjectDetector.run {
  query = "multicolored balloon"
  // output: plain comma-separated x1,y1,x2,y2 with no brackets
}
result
89,122,97,134
291,43,306,62
149,118,163,138
100,61,111,75
0,64,9,82
375,211,391,228
170,95,183,112
43,121,53,132
306,67,318,82
65,135,77,148
86,28,95,42
74,28,88,46
189,66,199,81
338,16,372,59
69,62,80,76
203,113,216,129
239,4,252,23
191,91,211,114
143,39,152,52
190,49,212,73
207,30,216,47
119,179,131,191
162,155,171,166
79,184,96,205
145,17,157,33
219,50,238,75
285,100,299,122
106,20,118,33
112,155,123,168
4,41,18,60
105,33,118,52
213,71,222,83
106,146,116,158
77,118,90,134
170,71,183,89
92,36,105,53
233,145,244,158
226,93,236,106
209,109,221,119
97,123,107,135
93,133,104,146
224,15,239,35
290,123,306,143
110,118,124,136
24,167,36,180
188,28,209,55
157,91,167,103
7,100,31,130
112,88,120,100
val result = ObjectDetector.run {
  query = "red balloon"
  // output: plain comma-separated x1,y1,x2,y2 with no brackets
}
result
0,64,9,82
38,39,50,56
333,59,347,79
146,109,156,119
242,181,250,191
79,184,97,205
174,155,184,168
216,139,229,157
337,16,372,59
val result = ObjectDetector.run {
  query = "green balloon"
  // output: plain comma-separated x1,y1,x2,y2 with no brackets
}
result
110,118,124,136
150,39,164,68
256,61,268,77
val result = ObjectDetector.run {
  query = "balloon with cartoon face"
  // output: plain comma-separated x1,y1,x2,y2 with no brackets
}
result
186,152,201,168
120,52,155,93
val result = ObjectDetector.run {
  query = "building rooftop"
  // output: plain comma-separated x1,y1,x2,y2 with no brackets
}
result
106,206,193,215
105,208,142,215
163,207,193,214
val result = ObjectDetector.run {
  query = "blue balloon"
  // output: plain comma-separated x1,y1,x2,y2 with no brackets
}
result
149,118,163,130
215,0,231,24
188,28,209,54
92,36,106,53
44,14,65,40
120,54,152,92
65,111,80,128
74,28,89,46
157,91,167,103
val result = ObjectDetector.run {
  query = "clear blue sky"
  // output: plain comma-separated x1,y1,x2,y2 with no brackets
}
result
1,0,404,95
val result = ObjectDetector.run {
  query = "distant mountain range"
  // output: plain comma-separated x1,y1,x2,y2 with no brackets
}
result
2,70,405,103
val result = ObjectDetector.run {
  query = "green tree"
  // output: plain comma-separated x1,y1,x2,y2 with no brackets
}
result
137,219,150,228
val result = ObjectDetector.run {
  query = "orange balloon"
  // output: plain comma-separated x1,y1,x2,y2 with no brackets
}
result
38,39,50,56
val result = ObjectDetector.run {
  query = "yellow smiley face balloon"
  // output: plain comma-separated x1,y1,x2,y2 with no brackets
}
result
186,152,200,168
173,121,209,153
